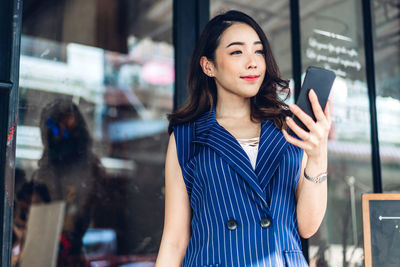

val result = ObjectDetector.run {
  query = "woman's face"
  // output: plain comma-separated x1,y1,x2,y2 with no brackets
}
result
208,22,266,98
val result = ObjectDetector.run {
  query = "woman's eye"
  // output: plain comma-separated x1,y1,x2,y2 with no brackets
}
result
230,50,242,55
256,50,265,54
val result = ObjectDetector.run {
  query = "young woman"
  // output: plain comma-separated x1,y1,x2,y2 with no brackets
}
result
156,10,330,267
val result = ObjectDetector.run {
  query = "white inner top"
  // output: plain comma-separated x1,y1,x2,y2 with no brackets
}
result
237,137,260,170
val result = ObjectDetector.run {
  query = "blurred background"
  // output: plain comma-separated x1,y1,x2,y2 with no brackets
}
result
2,0,399,266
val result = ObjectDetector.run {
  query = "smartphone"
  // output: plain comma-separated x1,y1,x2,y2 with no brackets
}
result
290,66,336,135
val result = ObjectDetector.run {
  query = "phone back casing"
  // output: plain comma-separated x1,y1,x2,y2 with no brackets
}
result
292,66,336,133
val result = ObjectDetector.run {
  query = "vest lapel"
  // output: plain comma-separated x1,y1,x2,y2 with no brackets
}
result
192,108,268,207
255,120,289,191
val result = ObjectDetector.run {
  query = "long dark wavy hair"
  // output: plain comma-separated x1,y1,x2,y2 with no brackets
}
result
168,10,291,134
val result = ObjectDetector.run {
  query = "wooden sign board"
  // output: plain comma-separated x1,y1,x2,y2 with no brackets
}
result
362,193,400,267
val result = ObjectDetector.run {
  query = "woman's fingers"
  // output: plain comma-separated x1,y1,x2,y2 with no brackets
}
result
282,129,310,150
290,89,331,131
285,116,311,141
285,90,332,156
289,104,317,132
324,100,332,126
287,89,332,152
308,89,326,122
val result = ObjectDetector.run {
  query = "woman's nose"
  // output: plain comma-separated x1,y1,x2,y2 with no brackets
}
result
246,54,257,69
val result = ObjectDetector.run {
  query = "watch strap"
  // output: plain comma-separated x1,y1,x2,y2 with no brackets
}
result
304,170,328,183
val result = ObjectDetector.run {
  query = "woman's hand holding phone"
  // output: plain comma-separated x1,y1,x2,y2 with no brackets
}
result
282,89,331,162
285,88,331,240
281,66,335,168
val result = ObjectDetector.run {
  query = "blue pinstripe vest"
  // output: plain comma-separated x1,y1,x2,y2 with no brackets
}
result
173,108,308,267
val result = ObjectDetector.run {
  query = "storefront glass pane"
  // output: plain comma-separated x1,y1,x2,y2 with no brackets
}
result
299,0,373,266
14,1,173,266
372,1,400,192
210,0,294,104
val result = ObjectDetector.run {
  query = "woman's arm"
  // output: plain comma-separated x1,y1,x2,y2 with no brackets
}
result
282,89,331,239
294,152,327,238
155,133,192,267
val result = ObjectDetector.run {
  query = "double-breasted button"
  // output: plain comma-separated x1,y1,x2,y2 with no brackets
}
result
226,219,238,230
260,217,272,228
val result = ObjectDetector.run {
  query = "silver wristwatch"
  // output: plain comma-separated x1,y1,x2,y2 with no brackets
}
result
304,170,328,183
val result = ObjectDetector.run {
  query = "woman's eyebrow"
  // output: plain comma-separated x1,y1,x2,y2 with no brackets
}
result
226,41,262,48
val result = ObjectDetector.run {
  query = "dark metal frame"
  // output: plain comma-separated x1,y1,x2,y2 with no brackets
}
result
362,0,382,193
173,0,209,110
289,0,310,261
290,0,303,102
0,0,23,266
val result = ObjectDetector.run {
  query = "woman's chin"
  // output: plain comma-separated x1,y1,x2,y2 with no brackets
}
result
239,90,259,99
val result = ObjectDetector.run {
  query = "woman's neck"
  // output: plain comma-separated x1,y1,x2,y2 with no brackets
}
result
215,93,251,120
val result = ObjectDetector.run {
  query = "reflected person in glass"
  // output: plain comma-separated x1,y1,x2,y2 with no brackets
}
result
156,10,331,267
33,98,105,266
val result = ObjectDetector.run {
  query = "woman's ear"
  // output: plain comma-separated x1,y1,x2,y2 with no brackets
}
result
200,56,215,77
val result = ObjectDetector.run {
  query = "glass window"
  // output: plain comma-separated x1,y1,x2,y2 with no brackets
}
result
373,1,400,192
299,0,373,266
14,1,173,266
210,0,294,103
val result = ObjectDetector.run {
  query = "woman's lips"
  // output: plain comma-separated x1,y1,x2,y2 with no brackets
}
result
241,75,259,82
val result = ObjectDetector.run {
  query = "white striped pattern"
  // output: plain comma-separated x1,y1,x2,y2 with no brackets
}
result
173,108,308,267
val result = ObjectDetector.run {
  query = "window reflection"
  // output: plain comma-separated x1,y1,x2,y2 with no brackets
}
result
14,1,173,266
300,0,373,266
34,99,104,264
373,0,400,192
